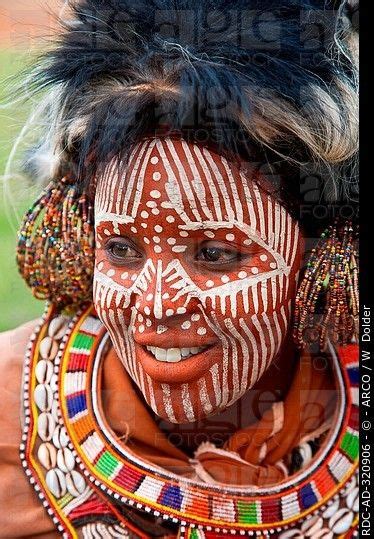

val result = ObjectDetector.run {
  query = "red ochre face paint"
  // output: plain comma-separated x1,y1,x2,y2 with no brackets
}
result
94,138,302,423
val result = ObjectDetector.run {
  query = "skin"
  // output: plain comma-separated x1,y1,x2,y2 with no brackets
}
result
93,137,302,427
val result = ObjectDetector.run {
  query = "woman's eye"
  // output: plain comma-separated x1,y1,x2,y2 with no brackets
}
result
197,244,242,265
106,241,142,262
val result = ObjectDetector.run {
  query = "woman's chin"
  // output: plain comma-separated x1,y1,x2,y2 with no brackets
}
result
148,403,219,425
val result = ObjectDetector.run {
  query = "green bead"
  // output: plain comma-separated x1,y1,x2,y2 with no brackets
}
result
322,273,330,289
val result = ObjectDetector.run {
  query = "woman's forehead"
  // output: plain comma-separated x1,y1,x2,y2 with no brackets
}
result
95,137,288,233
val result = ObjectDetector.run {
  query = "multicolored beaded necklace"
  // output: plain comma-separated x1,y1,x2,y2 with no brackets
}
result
21,304,359,538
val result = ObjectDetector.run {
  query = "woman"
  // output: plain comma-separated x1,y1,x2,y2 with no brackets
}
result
0,0,359,537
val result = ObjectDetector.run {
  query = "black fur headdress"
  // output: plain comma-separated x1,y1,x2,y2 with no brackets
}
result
26,0,358,224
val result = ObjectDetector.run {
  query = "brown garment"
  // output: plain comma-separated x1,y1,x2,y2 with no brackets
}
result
198,353,336,485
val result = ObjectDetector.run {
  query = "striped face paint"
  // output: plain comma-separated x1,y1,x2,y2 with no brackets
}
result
93,138,302,424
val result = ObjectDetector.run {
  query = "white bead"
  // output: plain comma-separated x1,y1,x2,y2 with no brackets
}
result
343,474,357,495
49,373,59,393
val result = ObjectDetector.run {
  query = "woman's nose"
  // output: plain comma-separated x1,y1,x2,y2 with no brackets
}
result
132,259,199,328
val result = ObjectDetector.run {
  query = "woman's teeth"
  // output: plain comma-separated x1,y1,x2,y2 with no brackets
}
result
145,346,207,362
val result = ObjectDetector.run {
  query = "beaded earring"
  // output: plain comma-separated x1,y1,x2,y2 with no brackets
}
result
17,177,95,308
293,220,359,350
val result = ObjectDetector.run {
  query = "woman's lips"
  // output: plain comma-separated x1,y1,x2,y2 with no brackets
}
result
145,345,208,362
135,341,219,383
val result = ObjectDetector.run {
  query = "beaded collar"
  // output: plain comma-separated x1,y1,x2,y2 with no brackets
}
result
21,304,359,538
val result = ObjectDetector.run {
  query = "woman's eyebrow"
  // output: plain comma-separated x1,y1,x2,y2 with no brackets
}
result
180,219,293,270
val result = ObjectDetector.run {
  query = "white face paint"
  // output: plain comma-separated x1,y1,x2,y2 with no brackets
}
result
93,138,302,423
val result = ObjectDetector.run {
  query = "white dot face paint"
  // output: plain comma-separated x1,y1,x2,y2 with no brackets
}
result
197,327,207,336
93,138,302,424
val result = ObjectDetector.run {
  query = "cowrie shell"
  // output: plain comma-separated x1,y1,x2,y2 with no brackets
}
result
313,529,333,539
322,498,339,519
48,316,69,340
57,447,75,473
66,470,86,497
346,486,359,512
329,508,354,534
38,442,57,470
46,468,66,498
39,336,58,360
51,399,59,422
278,530,304,538
34,384,53,412
35,360,53,384
301,515,323,536
52,425,69,448
37,412,55,442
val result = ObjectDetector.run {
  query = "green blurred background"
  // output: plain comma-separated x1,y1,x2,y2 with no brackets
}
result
0,1,63,330
0,49,44,331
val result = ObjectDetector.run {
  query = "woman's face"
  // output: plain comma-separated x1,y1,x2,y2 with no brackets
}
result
93,138,302,423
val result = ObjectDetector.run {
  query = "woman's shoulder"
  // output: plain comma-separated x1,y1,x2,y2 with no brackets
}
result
0,319,41,431
0,318,42,437
0,318,41,374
